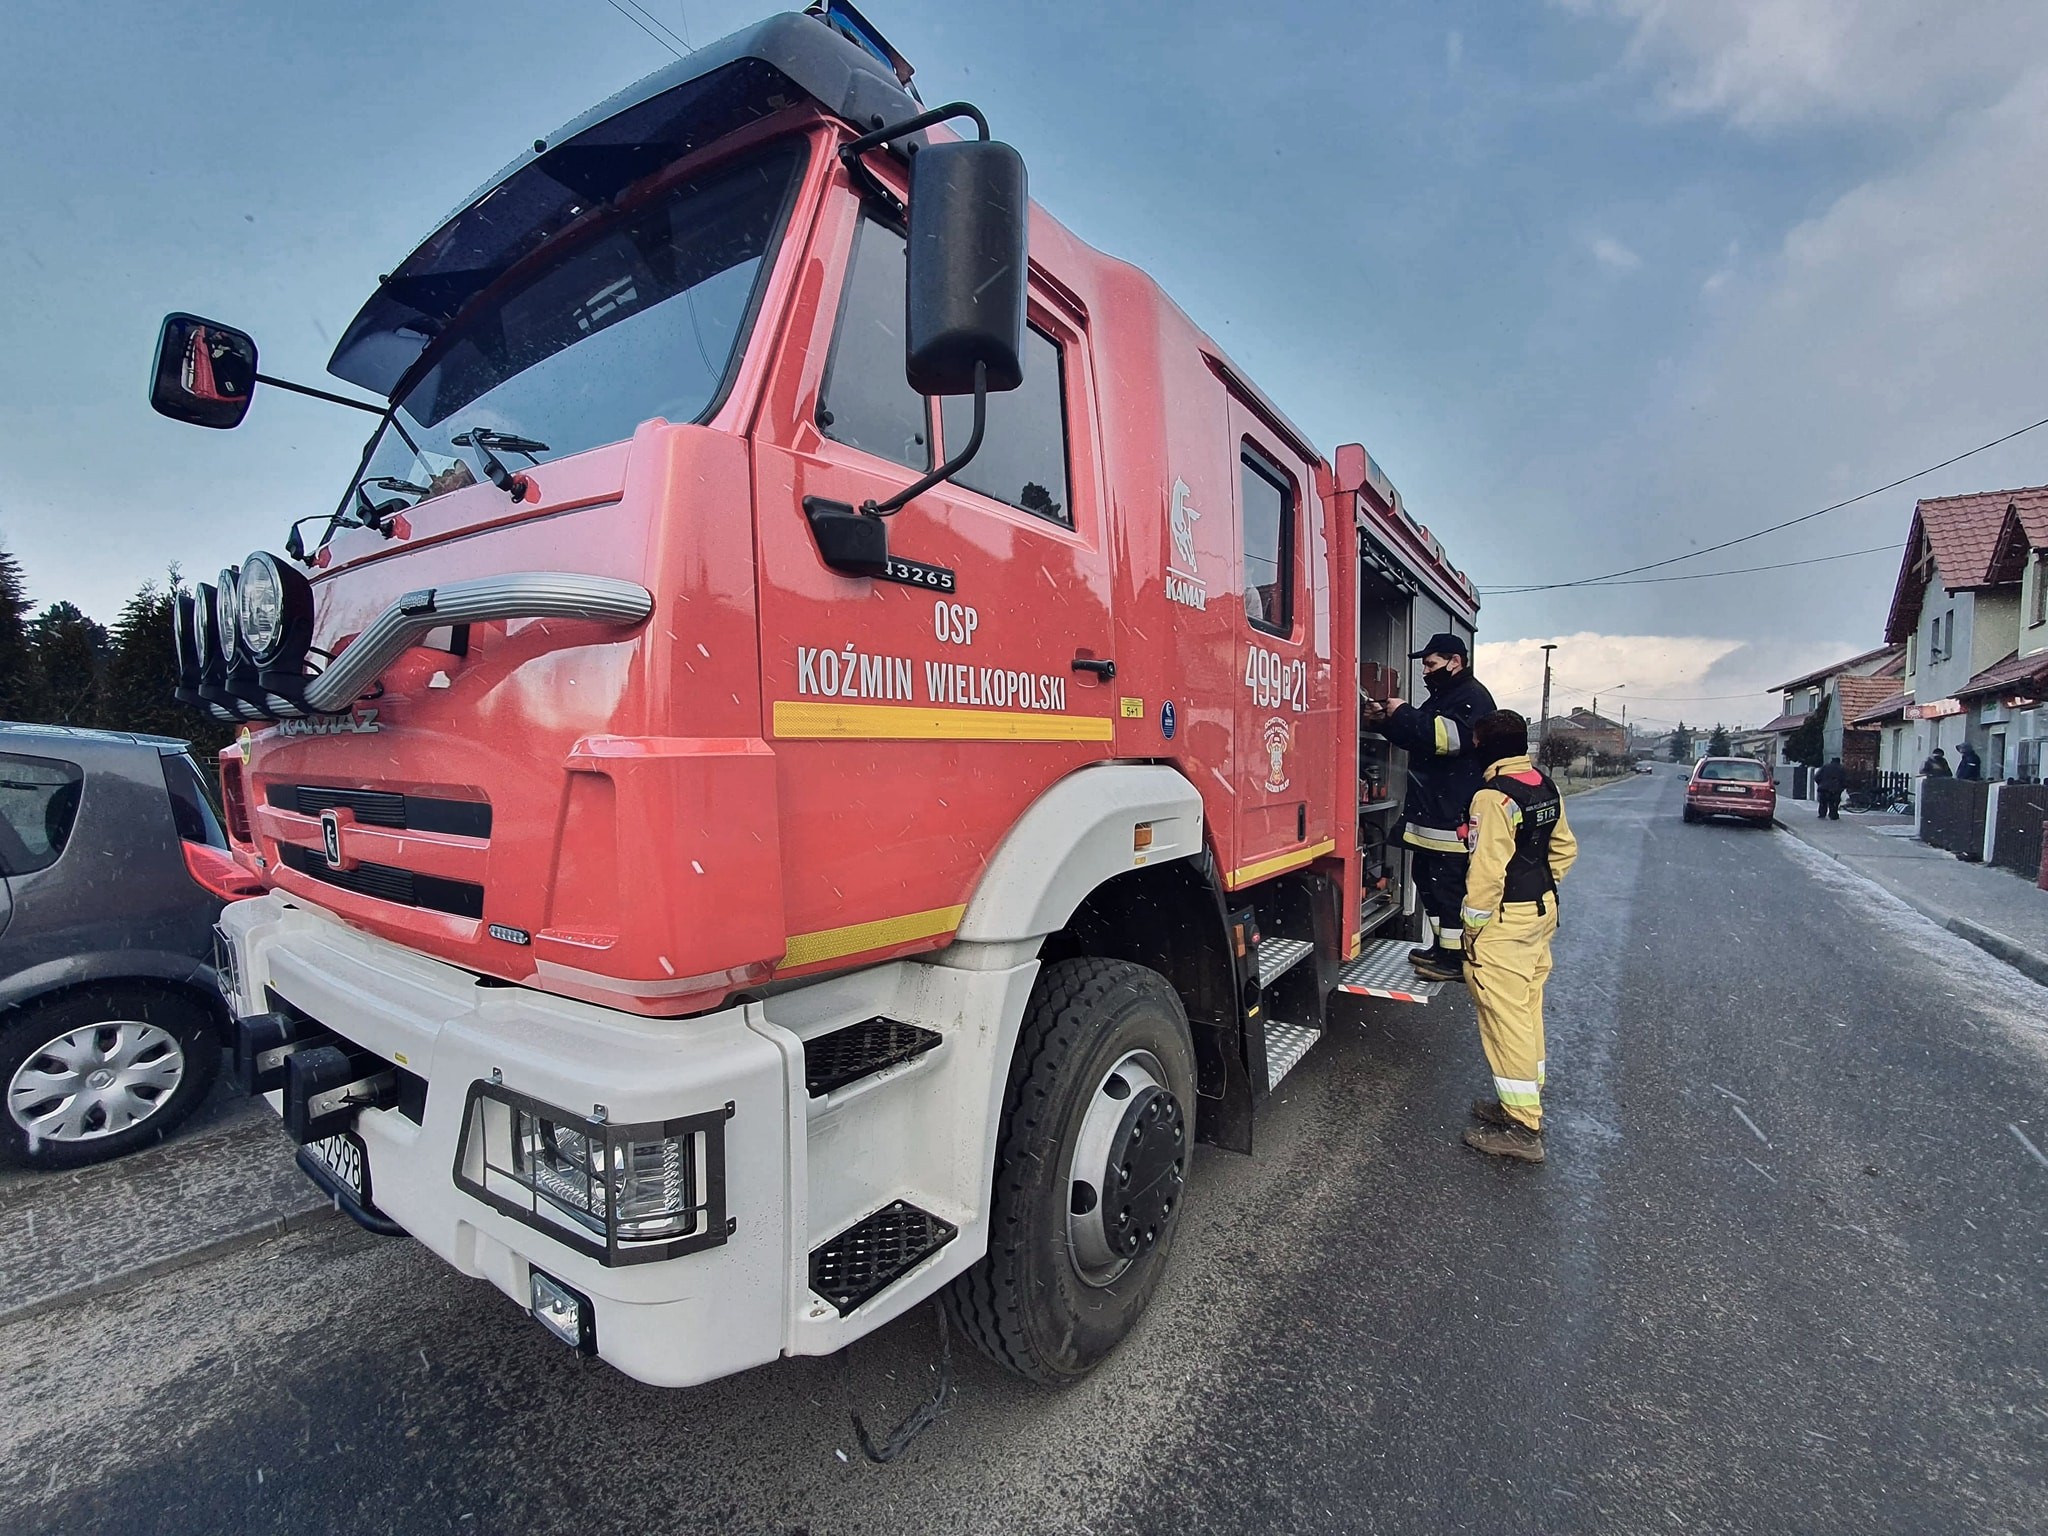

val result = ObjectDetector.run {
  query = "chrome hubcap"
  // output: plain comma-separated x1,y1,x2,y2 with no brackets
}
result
1067,1049,1186,1288
7,1021,186,1144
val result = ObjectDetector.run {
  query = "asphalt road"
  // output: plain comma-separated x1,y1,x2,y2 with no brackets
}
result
4,770,2045,1535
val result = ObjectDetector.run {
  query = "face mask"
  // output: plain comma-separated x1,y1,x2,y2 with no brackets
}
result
1423,666,1455,695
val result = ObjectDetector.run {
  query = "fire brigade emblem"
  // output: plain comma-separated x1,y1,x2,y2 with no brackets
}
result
1258,716,1293,793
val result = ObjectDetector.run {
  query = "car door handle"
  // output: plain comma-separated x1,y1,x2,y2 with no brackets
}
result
1071,657,1116,680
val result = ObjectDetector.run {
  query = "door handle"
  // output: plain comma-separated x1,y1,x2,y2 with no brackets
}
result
1071,656,1116,680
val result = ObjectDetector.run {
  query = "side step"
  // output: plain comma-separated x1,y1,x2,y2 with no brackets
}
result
1264,1020,1322,1091
1336,939,1445,1003
809,1200,959,1316
1255,936,1315,989
803,1016,943,1097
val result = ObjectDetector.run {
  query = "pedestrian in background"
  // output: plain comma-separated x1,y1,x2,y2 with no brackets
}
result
1815,756,1846,820
1922,746,1952,777
1458,710,1577,1164
1361,633,1495,982
1955,741,1982,780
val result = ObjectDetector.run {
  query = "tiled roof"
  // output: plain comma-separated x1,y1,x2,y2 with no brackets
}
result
1772,644,1899,693
2009,488,2048,548
1885,485,2041,642
1760,712,1807,733
1835,674,1901,723
1956,649,2048,700
1850,689,1910,726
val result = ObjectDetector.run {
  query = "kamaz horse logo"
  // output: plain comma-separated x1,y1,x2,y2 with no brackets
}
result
321,809,343,869
1166,479,1207,611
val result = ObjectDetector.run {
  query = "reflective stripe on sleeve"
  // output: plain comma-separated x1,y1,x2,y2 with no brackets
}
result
1433,716,1463,755
1461,906,1492,928
1402,824,1467,852
1493,1076,1541,1108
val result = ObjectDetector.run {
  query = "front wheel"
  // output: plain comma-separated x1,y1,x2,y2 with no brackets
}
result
945,957,1197,1386
1,986,221,1170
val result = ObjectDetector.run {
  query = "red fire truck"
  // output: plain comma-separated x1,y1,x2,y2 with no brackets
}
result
151,3,1477,1388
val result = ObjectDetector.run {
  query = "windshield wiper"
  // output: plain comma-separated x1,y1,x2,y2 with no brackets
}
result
450,427,549,499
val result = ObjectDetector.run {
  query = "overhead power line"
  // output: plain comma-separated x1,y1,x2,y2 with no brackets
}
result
599,0,686,57
1480,541,1902,594
1483,411,2048,594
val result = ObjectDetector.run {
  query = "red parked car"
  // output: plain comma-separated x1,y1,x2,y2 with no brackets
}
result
1684,757,1777,825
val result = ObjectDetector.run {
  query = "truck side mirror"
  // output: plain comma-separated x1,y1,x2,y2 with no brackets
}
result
150,313,259,429
904,139,1027,397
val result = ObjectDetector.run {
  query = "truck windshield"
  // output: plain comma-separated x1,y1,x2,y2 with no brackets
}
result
349,142,801,508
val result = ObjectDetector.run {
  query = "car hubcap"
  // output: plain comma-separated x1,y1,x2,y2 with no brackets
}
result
1067,1049,1186,1288
7,1021,186,1144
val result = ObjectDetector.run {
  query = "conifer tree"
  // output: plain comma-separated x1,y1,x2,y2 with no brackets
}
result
0,542,38,722
27,601,110,725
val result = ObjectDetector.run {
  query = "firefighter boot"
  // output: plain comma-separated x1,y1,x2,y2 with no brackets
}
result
1411,946,1465,983
1469,1097,1512,1127
1462,1122,1545,1163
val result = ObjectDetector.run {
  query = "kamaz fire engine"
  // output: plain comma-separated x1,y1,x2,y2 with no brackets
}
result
151,4,1478,1387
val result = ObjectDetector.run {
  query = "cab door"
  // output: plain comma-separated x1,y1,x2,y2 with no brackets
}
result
750,185,1115,966
1227,409,1333,889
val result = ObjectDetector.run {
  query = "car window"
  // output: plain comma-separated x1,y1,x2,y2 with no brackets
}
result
1240,444,1295,636
941,324,1073,526
1696,760,1768,782
162,752,227,847
818,217,931,472
0,752,85,875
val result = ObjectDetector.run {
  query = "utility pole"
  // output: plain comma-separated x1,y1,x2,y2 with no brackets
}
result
1538,643,1557,762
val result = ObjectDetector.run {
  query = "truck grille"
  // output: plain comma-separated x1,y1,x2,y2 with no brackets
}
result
266,784,492,838
278,844,485,919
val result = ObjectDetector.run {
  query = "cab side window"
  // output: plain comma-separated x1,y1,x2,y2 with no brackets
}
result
1241,444,1294,635
940,325,1073,527
818,218,930,472
0,753,84,876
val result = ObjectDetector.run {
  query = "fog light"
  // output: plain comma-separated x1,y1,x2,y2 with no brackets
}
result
529,1268,595,1354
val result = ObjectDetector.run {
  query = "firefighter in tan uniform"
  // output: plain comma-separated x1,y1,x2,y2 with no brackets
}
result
1457,710,1578,1164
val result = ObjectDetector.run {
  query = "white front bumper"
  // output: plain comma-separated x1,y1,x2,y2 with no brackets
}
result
220,896,793,1389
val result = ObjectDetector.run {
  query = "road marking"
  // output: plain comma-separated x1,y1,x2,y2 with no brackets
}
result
1743,1157,1778,1185
2009,1123,2048,1171
1731,1105,1772,1148
1711,1082,1748,1105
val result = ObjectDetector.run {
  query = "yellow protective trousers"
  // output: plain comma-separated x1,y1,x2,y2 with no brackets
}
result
1466,900,1556,1131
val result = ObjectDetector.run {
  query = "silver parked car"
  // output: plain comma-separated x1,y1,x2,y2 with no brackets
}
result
1,724,254,1168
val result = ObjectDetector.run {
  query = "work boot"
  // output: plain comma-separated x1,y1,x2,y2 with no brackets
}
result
1469,1097,1512,1128
1462,1121,1545,1163
1407,941,1438,966
1411,947,1465,983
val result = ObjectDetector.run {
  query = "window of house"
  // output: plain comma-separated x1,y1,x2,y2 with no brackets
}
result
1905,633,1917,674
817,218,930,472
2032,552,2047,626
940,325,1073,526
1240,444,1295,636
0,753,84,876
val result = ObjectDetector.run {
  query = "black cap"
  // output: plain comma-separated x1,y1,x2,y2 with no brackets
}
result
1408,632,1468,661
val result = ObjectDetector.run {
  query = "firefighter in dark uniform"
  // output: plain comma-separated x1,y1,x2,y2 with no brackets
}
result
1458,710,1578,1164
1361,632,1496,982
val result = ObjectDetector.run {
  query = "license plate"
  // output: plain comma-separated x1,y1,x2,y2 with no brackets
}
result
307,1131,368,1203
1715,786,1747,794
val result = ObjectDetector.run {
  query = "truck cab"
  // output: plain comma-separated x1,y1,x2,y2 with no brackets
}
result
156,5,1478,1390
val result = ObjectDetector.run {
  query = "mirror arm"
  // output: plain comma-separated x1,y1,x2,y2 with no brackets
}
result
253,372,388,416
838,100,992,217
864,361,986,517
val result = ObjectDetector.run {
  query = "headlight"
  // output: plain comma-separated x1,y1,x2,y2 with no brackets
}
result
215,566,242,662
454,1084,731,1266
193,582,223,676
237,550,314,669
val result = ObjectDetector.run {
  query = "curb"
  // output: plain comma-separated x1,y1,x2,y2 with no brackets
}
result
0,1202,339,1332
1779,825,2048,991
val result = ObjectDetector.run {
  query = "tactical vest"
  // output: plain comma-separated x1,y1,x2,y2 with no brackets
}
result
1491,772,1562,904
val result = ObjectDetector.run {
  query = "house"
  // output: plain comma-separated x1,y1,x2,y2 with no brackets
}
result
1953,489,2048,780
1760,643,1903,772
1730,726,1779,766
1883,486,2029,777
1535,707,1627,761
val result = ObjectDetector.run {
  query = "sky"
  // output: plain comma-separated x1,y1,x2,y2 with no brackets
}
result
5,0,2048,732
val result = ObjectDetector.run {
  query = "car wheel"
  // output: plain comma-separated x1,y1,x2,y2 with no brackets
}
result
1,986,221,1170
945,957,1196,1386
1682,806,1700,823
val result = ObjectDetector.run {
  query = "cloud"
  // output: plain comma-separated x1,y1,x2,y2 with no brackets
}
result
1590,235,1641,271
1559,0,2048,129
1475,631,1861,728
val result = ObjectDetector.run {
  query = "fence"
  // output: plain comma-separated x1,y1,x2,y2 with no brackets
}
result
1992,784,2048,877
1920,778,1991,858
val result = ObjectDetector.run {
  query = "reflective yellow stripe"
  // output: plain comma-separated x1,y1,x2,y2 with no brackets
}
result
1227,838,1337,888
1402,828,1467,852
1494,1076,1541,1108
1433,716,1463,755
773,701,1113,742
780,903,967,969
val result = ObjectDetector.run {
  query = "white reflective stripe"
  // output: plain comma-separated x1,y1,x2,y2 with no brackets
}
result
1537,1058,1547,1087
1434,717,1463,755
1461,906,1492,926
1403,824,1466,851
1494,1075,1541,1105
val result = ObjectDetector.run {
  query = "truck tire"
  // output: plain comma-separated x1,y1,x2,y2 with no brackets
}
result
0,985,221,1170
945,956,1196,1386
